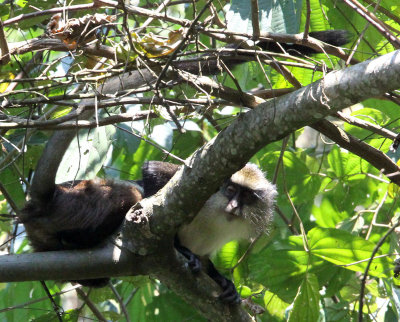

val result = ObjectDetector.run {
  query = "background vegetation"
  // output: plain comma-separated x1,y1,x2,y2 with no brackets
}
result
0,0,400,321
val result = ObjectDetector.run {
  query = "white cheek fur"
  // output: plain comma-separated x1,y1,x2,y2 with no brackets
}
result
177,193,258,256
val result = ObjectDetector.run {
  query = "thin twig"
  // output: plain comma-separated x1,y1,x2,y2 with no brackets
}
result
40,281,63,322
342,0,400,49
154,0,214,89
75,288,107,322
109,282,131,322
250,0,260,38
336,111,399,141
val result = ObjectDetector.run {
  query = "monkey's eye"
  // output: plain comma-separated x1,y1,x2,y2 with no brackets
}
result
225,185,237,198
241,190,259,204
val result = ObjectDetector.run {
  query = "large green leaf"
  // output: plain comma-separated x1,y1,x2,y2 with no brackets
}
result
0,166,25,209
0,282,54,321
248,235,325,301
308,227,392,278
311,195,349,228
327,146,363,178
226,0,302,34
263,290,290,321
261,151,321,204
145,284,204,321
288,273,320,322
56,125,116,182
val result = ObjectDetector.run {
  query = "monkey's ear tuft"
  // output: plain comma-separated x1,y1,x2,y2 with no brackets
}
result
142,161,180,197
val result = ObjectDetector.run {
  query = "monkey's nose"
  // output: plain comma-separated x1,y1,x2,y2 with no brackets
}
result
225,199,239,214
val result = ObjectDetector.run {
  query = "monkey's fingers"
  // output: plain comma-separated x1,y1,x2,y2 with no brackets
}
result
218,279,241,305
187,253,202,273
174,236,202,273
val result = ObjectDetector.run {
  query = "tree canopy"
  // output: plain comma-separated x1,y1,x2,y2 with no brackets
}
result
0,0,400,321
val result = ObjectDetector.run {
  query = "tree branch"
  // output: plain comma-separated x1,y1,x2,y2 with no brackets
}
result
311,120,400,183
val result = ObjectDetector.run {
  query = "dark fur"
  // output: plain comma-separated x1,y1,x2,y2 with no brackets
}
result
21,179,142,251
142,161,180,198
174,30,350,74
258,30,350,56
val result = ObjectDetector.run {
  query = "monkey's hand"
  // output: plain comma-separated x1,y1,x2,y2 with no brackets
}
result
174,236,202,272
206,260,241,305
174,236,240,304
174,236,241,304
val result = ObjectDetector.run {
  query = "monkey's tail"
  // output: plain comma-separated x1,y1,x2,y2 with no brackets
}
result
28,129,76,204
29,109,94,204
258,30,350,56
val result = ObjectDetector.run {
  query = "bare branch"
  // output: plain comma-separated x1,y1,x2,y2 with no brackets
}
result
311,120,399,182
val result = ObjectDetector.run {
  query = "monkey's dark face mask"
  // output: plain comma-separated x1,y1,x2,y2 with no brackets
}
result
221,181,262,217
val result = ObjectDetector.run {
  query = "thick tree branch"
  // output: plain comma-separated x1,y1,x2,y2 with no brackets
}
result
0,244,141,282
0,241,250,321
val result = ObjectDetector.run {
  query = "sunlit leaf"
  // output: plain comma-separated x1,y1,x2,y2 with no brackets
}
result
308,227,392,278
0,72,14,92
288,273,320,322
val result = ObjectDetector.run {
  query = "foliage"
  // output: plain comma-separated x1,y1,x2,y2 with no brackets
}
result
0,0,399,321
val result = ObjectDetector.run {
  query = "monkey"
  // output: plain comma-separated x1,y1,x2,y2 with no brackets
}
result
20,161,276,302
142,161,276,256
19,29,349,298
142,161,277,303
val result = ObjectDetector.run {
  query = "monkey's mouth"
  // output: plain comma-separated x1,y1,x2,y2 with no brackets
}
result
224,209,241,220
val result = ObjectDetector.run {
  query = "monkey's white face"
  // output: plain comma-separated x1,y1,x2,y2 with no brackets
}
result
211,185,273,231
178,164,276,256
177,190,272,256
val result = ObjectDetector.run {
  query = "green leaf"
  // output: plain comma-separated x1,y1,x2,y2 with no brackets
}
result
260,151,320,204
324,302,356,322
288,273,320,322
146,284,205,321
0,282,55,321
214,240,240,270
308,227,392,278
15,0,28,7
344,107,389,139
311,195,348,228
56,125,116,182
227,0,301,34
327,146,362,178
125,283,156,322
214,240,248,284
248,236,325,301
263,290,290,321
0,166,25,209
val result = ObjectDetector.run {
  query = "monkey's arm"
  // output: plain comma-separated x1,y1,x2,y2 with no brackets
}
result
174,236,240,304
